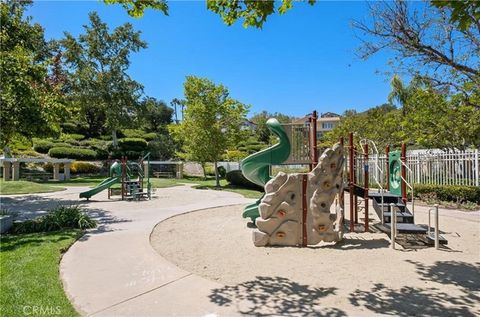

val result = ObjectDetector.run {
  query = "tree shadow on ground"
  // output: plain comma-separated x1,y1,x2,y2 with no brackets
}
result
0,230,81,252
349,260,480,317
309,238,390,250
406,259,480,293
209,276,346,316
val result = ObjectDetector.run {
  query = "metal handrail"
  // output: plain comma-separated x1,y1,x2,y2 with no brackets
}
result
360,138,386,223
428,204,440,250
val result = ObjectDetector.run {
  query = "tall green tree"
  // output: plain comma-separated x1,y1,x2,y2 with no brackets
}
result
60,12,147,144
138,97,173,133
0,1,65,153
250,111,293,143
172,76,249,187
103,0,316,28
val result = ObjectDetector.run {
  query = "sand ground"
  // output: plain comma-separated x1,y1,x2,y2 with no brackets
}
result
151,200,480,317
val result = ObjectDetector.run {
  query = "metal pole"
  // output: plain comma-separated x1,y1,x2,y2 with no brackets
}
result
364,143,369,232
390,203,396,250
401,143,407,204
475,149,479,187
386,145,390,191
349,132,354,232
435,204,439,250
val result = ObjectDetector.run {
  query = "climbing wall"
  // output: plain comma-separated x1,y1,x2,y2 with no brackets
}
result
253,143,345,247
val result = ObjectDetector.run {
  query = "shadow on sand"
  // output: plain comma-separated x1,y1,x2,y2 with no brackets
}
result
209,276,346,316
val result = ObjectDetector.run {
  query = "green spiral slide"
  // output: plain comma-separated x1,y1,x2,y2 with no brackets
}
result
240,118,291,222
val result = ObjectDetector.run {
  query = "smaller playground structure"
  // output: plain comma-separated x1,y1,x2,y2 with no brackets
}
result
79,153,151,201
240,112,447,248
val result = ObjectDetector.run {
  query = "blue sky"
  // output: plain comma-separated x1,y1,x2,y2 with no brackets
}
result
28,1,394,118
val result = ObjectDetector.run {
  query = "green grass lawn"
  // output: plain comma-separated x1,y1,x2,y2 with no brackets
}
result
1,175,263,199
0,230,81,317
0,180,64,195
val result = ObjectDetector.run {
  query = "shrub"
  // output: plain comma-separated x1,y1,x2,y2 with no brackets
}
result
33,140,72,153
33,140,54,153
226,170,264,191
11,205,96,234
217,166,226,178
48,147,97,160
414,184,480,204
223,150,248,161
118,138,148,151
204,164,215,176
71,161,100,174
60,133,85,141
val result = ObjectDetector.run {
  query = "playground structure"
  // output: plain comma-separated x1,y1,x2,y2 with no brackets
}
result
79,153,151,201
240,113,447,248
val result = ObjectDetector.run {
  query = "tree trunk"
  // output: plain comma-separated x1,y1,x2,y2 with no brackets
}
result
201,163,207,180
112,130,118,149
214,160,220,188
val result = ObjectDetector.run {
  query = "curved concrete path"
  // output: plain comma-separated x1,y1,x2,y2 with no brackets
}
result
60,185,255,316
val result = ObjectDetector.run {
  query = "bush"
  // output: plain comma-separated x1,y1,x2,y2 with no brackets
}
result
33,140,53,153
71,161,100,174
204,164,215,176
414,184,480,204
226,170,264,191
48,147,97,160
223,150,248,161
217,166,227,178
118,138,148,151
60,133,85,141
33,140,72,154
11,205,96,234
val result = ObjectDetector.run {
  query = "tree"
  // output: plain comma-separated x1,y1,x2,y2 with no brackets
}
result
60,12,147,145
170,98,185,124
103,0,316,28
250,111,293,143
138,97,173,133
353,1,479,107
172,76,249,187
0,1,65,153
431,0,480,31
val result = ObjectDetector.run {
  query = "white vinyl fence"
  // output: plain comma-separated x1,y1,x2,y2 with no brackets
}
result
362,149,479,187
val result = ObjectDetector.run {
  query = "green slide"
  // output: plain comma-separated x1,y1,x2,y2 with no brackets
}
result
79,176,120,200
240,118,291,222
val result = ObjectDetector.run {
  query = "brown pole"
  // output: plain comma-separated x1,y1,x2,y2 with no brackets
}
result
348,132,354,232
364,143,369,232
401,143,407,204
339,136,345,213
385,145,390,191
354,146,358,224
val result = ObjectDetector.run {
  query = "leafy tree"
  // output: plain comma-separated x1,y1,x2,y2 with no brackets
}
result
60,12,147,145
138,97,173,133
0,1,65,153
353,0,479,107
103,0,316,28
170,98,185,124
250,111,293,143
431,0,480,30
172,76,249,187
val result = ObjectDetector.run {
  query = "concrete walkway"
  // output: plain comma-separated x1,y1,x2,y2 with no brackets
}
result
59,185,255,317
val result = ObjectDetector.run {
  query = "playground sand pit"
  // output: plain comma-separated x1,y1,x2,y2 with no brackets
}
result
151,204,480,316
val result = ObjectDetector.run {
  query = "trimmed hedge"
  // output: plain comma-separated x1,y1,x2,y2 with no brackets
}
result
48,147,97,160
226,170,263,191
414,184,480,204
33,140,69,154
118,138,148,151
71,161,100,174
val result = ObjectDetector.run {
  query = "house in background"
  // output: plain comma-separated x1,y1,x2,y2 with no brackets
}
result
291,112,341,139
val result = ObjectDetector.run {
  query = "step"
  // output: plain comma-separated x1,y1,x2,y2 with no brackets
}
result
426,232,448,245
384,223,427,234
